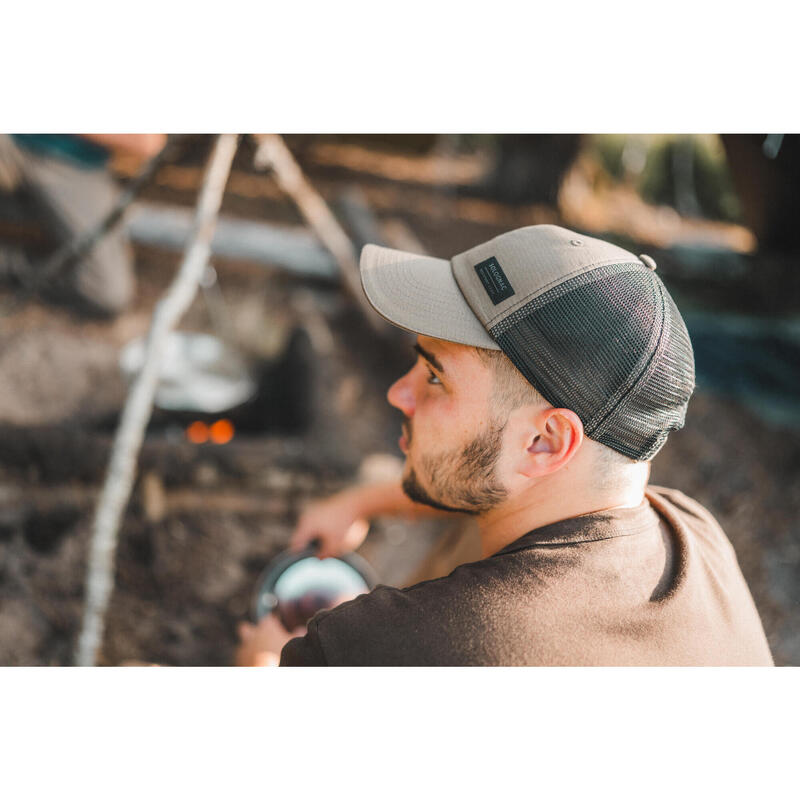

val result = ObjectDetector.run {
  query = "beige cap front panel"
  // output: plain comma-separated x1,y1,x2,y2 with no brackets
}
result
360,243,498,348
451,224,645,330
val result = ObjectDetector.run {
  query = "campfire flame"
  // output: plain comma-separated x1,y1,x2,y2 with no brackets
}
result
209,419,234,444
185,419,235,445
186,421,209,444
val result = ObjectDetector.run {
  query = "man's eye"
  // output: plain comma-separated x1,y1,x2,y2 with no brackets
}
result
426,369,442,385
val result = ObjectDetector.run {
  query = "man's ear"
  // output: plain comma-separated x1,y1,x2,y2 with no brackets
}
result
519,407,584,477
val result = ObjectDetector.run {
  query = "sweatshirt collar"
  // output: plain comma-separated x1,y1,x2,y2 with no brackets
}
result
493,492,662,556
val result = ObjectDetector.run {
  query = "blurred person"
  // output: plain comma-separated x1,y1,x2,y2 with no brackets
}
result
236,224,773,667
0,133,165,316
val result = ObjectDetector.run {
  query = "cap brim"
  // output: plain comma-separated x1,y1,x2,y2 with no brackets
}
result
360,244,499,350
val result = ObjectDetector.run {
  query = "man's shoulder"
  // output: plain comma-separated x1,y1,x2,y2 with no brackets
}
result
648,484,713,517
305,558,519,666
647,484,731,541
317,563,484,630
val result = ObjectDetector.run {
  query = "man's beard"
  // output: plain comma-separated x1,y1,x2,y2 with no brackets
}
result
401,420,508,515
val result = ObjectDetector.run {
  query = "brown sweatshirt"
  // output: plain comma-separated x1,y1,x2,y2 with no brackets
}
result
280,485,773,666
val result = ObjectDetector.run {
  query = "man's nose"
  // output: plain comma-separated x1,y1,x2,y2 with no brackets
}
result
387,372,415,417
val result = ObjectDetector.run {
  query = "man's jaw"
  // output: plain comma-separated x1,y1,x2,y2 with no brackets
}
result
399,422,469,514
400,419,509,517
401,466,473,515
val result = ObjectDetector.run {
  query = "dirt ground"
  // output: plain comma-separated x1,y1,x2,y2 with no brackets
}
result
0,135,797,666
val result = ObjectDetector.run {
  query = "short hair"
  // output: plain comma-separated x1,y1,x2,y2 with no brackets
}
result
472,346,642,472
472,346,548,413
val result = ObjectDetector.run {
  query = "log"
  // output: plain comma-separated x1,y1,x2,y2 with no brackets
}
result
126,202,338,279
0,482,308,518
0,424,359,486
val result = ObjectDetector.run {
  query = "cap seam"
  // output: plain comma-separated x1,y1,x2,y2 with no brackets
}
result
489,261,649,338
586,277,669,437
586,278,667,436
478,258,644,328
361,249,499,349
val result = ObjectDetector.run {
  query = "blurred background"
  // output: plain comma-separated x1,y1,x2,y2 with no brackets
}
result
0,133,797,665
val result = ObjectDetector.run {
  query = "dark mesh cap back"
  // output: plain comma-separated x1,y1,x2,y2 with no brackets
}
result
490,263,695,461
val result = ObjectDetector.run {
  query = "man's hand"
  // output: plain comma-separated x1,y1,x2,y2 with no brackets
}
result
289,479,455,560
289,491,370,558
235,614,306,667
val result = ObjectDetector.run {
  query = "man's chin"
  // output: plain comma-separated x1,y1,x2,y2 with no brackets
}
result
401,467,477,515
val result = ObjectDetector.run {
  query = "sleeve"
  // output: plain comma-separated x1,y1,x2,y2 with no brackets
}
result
278,618,328,666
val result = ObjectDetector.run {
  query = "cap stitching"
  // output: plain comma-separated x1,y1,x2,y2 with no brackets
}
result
585,276,668,436
480,258,644,327
586,278,667,435
363,250,497,348
490,262,646,337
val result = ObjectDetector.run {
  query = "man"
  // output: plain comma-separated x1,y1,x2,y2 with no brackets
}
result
236,224,773,666
0,133,166,316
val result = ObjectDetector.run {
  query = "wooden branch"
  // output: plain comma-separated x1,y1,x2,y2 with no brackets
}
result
75,134,239,667
0,482,304,518
380,218,429,255
252,134,383,333
337,185,388,249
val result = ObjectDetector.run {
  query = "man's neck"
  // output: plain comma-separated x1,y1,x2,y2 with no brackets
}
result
476,478,648,558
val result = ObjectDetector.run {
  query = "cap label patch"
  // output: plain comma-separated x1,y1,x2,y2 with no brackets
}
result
474,257,515,305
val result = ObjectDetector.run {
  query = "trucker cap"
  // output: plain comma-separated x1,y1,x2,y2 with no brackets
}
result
360,224,695,462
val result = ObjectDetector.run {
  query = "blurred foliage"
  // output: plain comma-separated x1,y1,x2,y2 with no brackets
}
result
593,134,630,181
591,135,742,223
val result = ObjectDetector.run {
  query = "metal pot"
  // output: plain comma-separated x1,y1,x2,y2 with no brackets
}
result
119,331,256,414
252,541,378,631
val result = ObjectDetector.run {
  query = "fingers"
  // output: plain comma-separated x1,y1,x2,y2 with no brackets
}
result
290,509,329,553
237,621,255,641
292,517,336,558
293,530,332,557
315,540,336,559
288,496,370,559
289,521,314,552
345,518,370,548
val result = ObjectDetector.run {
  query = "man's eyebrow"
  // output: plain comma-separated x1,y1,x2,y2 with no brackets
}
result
414,343,445,374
